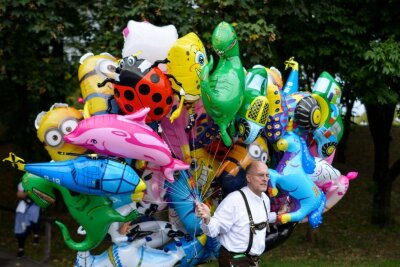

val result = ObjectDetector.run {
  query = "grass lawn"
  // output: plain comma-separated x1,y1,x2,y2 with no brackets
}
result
0,126,399,266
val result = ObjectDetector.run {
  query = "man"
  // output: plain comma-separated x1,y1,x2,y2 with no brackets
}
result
196,160,278,267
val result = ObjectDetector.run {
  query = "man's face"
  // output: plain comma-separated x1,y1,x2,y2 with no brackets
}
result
246,161,269,197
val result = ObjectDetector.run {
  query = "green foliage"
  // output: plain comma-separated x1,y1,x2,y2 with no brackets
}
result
0,0,83,155
0,0,278,157
357,37,400,104
1,0,399,158
266,0,400,105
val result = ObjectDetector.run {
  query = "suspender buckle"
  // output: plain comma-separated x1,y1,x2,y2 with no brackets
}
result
250,224,256,235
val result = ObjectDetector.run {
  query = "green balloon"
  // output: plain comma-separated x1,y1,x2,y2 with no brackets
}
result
237,67,269,118
200,21,245,147
235,67,270,143
22,173,140,251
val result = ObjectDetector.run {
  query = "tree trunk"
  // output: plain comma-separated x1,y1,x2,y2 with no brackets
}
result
336,85,355,163
365,103,396,226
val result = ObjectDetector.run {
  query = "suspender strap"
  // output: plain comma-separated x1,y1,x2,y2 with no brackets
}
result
262,200,271,233
238,189,254,254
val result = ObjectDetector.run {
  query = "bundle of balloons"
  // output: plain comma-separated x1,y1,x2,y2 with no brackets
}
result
3,20,358,267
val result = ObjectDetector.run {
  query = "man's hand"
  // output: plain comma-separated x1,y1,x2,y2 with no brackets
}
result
195,202,211,225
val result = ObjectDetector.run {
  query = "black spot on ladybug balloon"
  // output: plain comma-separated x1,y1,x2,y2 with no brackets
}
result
98,56,174,123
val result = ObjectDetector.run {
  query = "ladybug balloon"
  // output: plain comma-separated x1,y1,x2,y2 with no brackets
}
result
98,56,174,123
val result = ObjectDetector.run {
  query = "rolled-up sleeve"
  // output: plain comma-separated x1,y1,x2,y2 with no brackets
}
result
200,193,237,237
263,194,277,224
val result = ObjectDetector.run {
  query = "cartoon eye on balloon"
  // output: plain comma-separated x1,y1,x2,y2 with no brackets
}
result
119,59,125,69
60,119,79,135
247,137,269,164
44,129,63,147
127,56,135,66
79,52,120,118
43,118,79,148
195,51,206,68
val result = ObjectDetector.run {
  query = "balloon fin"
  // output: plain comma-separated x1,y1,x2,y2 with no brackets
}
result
125,108,150,124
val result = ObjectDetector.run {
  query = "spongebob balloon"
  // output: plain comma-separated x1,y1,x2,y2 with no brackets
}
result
35,103,87,161
189,147,219,198
167,32,208,125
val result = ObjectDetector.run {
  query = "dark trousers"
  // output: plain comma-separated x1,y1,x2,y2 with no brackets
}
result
15,221,39,249
218,246,260,267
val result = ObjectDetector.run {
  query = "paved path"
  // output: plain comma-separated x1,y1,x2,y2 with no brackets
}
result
0,249,50,267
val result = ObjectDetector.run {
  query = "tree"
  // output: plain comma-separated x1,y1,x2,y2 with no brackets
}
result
363,37,400,225
0,0,86,159
266,0,400,226
0,0,277,160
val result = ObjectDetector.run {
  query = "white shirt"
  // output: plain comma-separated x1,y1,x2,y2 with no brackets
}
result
201,186,277,256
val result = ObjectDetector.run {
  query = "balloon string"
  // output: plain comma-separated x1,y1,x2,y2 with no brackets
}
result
200,138,232,200
142,165,197,203
160,119,202,206
160,123,181,164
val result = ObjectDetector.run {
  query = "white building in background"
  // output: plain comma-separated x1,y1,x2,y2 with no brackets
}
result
344,100,400,126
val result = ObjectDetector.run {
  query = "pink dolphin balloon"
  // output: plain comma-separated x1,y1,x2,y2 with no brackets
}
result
64,108,189,182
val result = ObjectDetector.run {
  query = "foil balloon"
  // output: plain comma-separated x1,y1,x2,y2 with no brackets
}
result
78,52,120,118
282,57,299,95
3,152,146,196
163,234,220,267
139,162,169,212
284,92,321,132
20,174,141,251
266,67,283,90
264,73,287,143
264,222,297,252
34,103,87,161
128,221,184,248
75,238,185,267
189,103,220,151
269,131,325,228
200,21,245,147
217,136,269,197
64,108,189,182
98,56,175,123
160,96,191,163
311,71,344,158
166,170,202,235
236,66,269,144
167,32,208,122
189,147,220,198
310,157,358,212
122,20,178,72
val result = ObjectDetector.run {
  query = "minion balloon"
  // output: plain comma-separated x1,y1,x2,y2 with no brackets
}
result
78,52,120,118
35,103,87,161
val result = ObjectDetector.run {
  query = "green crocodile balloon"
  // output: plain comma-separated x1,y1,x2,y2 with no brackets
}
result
200,21,244,147
21,172,141,251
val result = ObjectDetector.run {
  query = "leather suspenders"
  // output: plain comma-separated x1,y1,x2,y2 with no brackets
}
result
238,189,270,254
